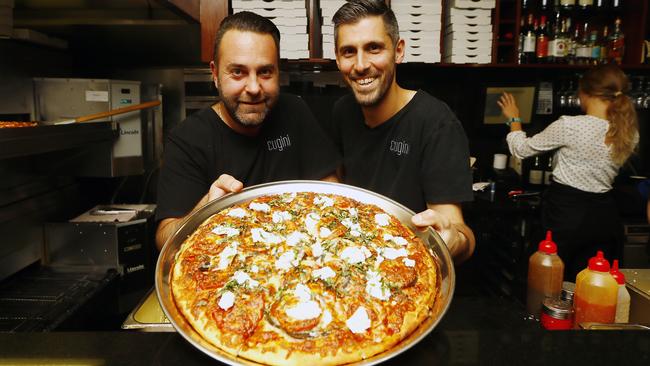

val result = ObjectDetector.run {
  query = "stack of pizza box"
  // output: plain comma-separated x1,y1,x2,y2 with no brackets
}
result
392,0,442,64
0,0,13,38
232,0,310,59
443,0,495,64
320,0,346,60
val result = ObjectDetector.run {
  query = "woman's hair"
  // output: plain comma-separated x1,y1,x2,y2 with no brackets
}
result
579,64,638,166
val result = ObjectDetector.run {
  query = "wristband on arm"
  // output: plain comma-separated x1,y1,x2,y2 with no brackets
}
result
505,117,522,126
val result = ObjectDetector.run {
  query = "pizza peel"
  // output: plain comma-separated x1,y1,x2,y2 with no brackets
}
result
39,100,160,125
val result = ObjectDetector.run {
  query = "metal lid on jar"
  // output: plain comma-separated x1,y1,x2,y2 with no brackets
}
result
561,281,575,302
542,298,574,319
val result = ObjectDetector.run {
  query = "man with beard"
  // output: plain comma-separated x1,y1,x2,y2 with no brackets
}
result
155,12,339,250
331,0,475,262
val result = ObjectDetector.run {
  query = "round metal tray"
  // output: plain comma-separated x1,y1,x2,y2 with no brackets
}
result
156,180,455,366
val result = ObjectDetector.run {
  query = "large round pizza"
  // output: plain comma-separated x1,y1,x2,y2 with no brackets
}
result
170,191,439,365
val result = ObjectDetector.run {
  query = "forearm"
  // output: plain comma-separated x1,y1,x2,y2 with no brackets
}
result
452,222,475,264
155,193,209,250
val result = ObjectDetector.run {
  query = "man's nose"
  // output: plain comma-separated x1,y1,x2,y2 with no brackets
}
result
354,52,370,73
245,75,261,95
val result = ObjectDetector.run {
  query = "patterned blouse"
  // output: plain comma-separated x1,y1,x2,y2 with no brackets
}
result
506,115,623,193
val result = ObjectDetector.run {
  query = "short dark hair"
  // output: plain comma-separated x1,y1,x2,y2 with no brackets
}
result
332,0,399,48
213,11,281,64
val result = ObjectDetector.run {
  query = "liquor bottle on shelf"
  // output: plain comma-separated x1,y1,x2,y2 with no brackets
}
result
523,14,537,64
578,0,594,9
547,12,560,63
589,31,601,65
561,0,576,11
518,17,526,64
567,21,580,64
576,23,591,65
544,155,554,185
529,156,544,185
599,26,609,64
536,16,550,62
608,18,625,64
554,19,570,64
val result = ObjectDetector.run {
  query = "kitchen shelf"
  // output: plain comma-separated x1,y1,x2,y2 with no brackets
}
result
0,123,118,160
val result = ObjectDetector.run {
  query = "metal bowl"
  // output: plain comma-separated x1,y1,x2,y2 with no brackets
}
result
156,180,455,366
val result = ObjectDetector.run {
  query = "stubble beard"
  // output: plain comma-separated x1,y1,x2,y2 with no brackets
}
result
348,65,395,107
221,96,271,127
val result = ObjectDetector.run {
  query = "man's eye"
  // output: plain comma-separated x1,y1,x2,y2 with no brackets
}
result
259,69,273,77
231,69,243,76
369,44,381,52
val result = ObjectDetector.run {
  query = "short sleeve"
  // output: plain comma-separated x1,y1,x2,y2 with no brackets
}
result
421,111,473,204
155,133,210,221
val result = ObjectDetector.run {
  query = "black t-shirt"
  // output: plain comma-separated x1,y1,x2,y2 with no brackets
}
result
331,90,473,213
156,94,340,220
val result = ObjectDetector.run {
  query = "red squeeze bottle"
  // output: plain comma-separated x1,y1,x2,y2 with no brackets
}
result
574,251,618,327
526,231,565,318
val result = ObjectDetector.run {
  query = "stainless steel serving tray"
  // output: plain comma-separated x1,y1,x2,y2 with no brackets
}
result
156,180,455,366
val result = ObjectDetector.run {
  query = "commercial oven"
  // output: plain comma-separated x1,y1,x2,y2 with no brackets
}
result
32,78,160,177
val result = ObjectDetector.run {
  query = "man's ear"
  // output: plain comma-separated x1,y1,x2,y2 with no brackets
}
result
395,38,405,64
209,61,219,89
334,46,342,70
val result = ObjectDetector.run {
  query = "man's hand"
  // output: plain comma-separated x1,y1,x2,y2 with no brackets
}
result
209,174,244,201
411,204,475,263
156,174,244,251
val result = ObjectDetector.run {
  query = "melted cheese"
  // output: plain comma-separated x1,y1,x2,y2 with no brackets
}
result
403,257,415,267
249,202,271,212
313,196,334,208
340,246,370,264
348,208,358,217
227,208,247,218
286,231,307,246
272,211,292,223
341,218,362,237
383,233,407,246
304,213,320,236
374,213,391,227
251,228,283,245
218,291,235,310
217,242,238,270
211,226,240,237
285,284,322,320
312,266,336,280
294,284,312,302
382,247,409,260
311,241,323,257
319,227,332,238
275,251,296,270
282,192,297,203
321,309,332,327
233,270,259,288
285,300,322,320
346,307,371,333
366,270,391,301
